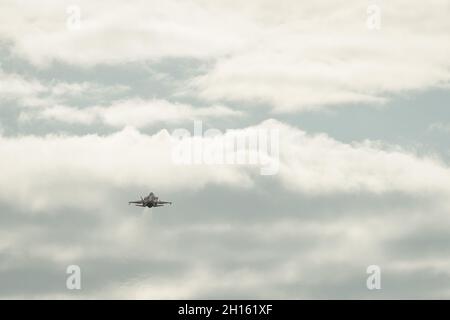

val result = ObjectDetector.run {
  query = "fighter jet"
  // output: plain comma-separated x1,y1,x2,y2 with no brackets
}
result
128,192,172,208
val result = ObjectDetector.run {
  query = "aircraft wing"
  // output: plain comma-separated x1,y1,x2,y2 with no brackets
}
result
128,200,144,205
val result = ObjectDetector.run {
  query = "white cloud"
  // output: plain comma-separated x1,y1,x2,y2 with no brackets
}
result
32,104,96,125
0,69,46,102
1,1,449,112
49,81,129,98
96,99,242,127
0,0,255,66
0,126,252,212
1,120,450,212
191,1,450,112
20,99,243,127
0,69,129,107
429,122,450,134
274,120,450,195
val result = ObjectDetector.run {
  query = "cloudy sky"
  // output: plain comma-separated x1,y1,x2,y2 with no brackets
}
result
1,0,450,299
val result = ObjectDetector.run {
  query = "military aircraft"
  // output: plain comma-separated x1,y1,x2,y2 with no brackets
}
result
129,192,172,208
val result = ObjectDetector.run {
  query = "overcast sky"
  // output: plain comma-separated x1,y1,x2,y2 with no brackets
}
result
1,0,450,299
